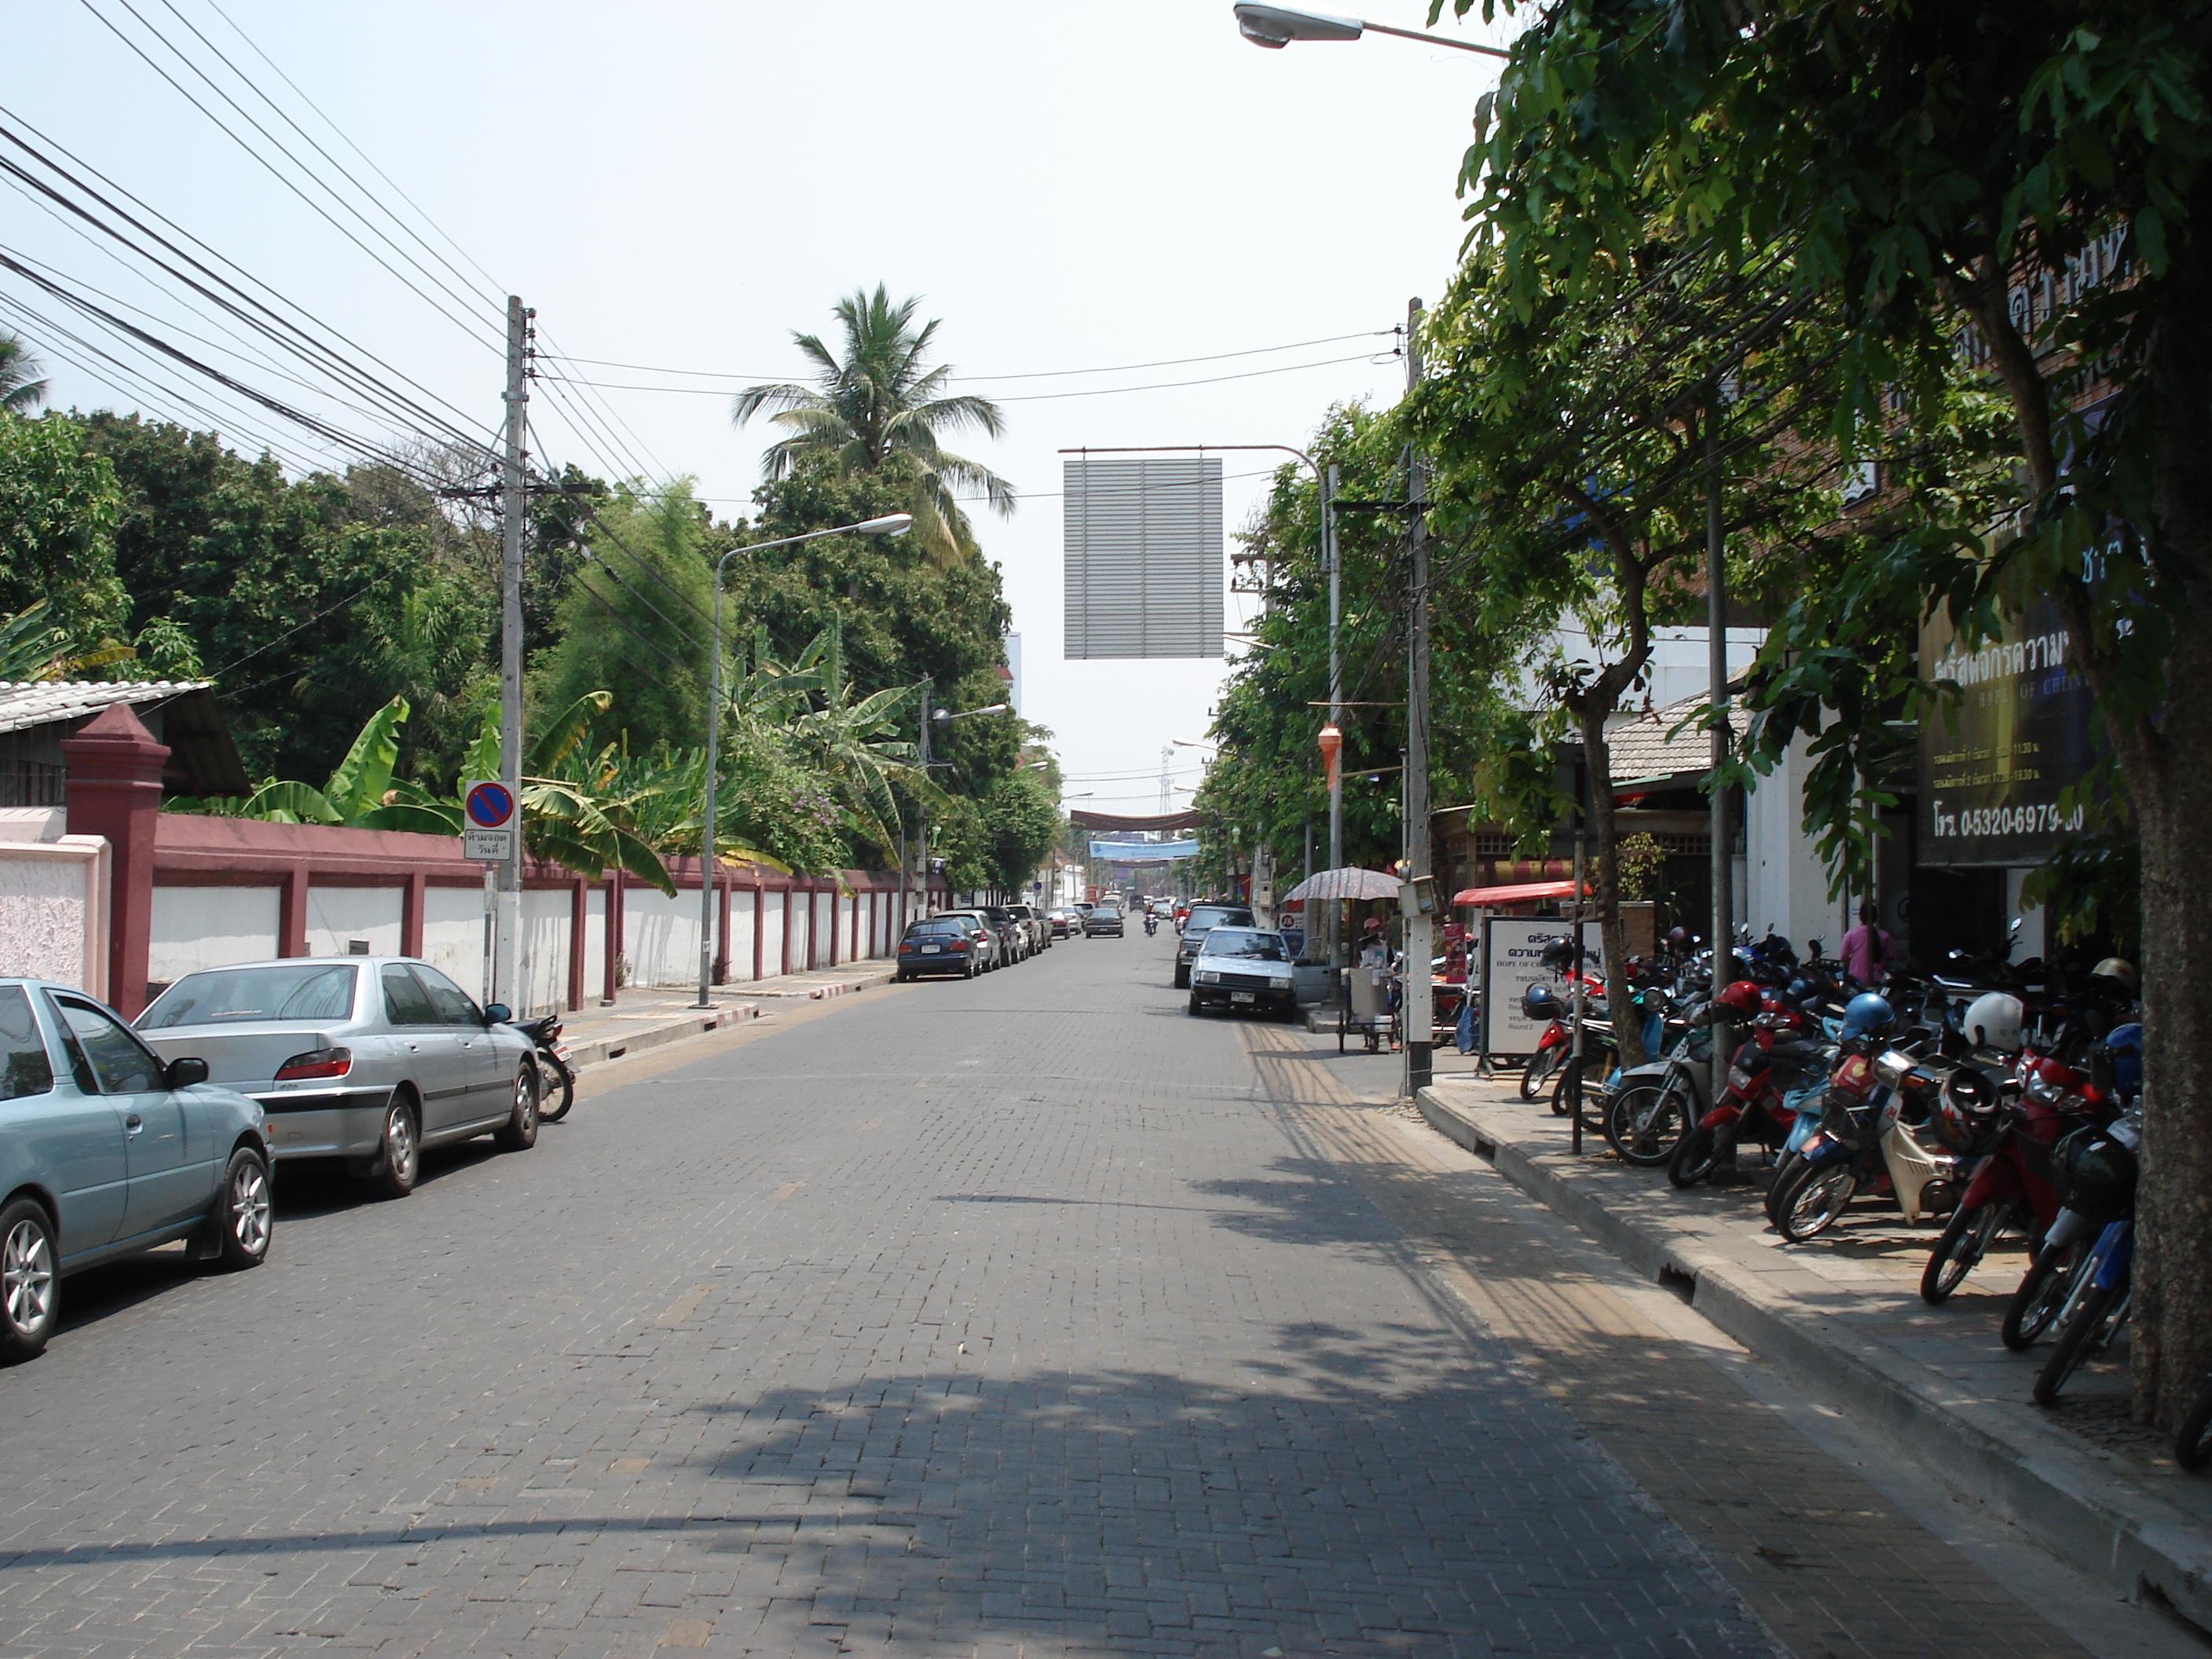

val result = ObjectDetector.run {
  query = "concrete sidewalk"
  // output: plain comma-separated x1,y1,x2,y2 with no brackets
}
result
1417,1072,2212,1632
551,960,899,1069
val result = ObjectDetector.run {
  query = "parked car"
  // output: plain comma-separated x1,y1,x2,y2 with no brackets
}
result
1005,903,1051,952
136,957,541,1199
1085,905,1125,938
1186,928,1300,1019
931,912,1002,972
895,916,983,979
973,905,1032,962
1174,903,1257,987
0,977,273,1361
1045,908,1079,939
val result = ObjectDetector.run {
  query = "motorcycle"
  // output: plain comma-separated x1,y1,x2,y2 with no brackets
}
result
1766,1038,1959,1242
1144,912,1159,936
511,1011,576,1122
2003,1104,2142,1355
1602,993,1714,1167
1668,1010,1829,1188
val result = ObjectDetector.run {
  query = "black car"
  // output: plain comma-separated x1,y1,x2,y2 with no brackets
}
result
1173,903,1256,988
895,917,983,979
1084,905,1125,937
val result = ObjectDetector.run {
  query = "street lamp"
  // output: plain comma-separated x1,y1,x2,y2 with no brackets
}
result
696,512,912,1007
1232,3,1507,56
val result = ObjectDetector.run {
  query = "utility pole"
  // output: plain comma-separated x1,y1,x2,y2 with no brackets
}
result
1403,297,1434,1097
1324,460,1342,972
495,295,531,1009
915,678,933,913
1708,389,1734,1101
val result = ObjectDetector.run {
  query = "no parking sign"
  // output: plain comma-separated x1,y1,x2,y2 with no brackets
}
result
463,779,515,862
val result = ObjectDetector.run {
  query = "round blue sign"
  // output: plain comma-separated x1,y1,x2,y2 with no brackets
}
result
465,782,515,828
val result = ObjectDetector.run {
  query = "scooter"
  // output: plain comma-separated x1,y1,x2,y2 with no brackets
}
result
1602,994,1713,1167
1765,1041,1958,1241
1668,1016,1828,1187
1144,912,1159,936
511,1011,575,1122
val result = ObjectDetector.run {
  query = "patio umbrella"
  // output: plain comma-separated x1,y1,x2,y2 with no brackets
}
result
1279,866,1401,905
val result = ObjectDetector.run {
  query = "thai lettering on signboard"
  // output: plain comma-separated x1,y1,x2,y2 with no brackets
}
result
1917,598,2099,868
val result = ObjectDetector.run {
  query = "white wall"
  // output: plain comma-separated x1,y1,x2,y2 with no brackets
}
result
758,891,786,976
1743,735,1842,957
515,888,572,1016
304,885,401,958
151,886,280,983
624,887,703,989
726,888,757,981
422,883,490,1000
0,836,108,996
582,885,606,1000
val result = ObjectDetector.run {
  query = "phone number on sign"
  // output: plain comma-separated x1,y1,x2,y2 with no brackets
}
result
1929,797,2083,840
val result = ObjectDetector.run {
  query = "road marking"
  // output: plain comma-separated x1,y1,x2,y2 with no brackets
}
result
770,1181,803,1201
652,1284,713,1326
859,1117,883,1131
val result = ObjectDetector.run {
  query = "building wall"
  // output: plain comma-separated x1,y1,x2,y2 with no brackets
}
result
304,885,403,958
150,886,280,983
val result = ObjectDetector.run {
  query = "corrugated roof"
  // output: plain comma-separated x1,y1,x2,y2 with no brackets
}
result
1606,690,1751,786
0,680,212,737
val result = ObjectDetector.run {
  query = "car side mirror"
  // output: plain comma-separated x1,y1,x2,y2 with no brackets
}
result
483,1002,511,1024
164,1056,210,1089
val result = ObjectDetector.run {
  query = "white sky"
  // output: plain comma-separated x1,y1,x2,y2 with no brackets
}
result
9,1,1514,807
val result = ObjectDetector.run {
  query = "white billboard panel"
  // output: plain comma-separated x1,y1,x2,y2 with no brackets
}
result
1064,456,1223,658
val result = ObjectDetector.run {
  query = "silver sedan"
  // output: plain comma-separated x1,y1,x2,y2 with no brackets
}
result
136,957,541,1199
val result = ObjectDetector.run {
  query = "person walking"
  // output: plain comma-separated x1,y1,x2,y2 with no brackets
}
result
1840,899,1893,989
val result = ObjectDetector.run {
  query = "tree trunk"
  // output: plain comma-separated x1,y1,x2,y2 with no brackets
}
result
1580,709,1644,1068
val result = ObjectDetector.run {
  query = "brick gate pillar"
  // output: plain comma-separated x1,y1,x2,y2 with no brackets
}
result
60,703,168,1017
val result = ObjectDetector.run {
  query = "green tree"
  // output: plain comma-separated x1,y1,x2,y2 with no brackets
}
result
0,333,47,415
1440,0,2212,1426
980,772,1064,895
732,286,1015,566
535,481,717,755
0,413,126,650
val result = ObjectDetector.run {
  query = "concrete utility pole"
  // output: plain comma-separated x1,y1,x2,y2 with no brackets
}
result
1403,297,1434,1097
1324,460,1342,969
495,295,532,1008
1708,390,1734,1098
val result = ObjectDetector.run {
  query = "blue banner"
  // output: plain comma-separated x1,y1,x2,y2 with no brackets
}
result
1090,838,1199,862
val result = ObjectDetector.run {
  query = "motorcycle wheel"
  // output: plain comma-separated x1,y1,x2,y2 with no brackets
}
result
2174,1378,2212,1471
1764,1154,1801,1225
2034,1283,2129,1405
1549,1055,1605,1119
1773,1162,1858,1243
1520,1048,1562,1102
538,1056,575,1123
1604,1082,1690,1167
1920,1201,2005,1305
1667,1123,1724,1188
2002,1240,2086,1351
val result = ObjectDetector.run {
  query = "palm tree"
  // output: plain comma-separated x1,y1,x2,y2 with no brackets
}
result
732,286,1014,563
0,333,48,415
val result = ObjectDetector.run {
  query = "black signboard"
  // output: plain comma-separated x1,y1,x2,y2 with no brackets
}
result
1917,597,2098,867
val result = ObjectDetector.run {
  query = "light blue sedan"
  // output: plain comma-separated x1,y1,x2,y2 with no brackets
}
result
0,978,273,1363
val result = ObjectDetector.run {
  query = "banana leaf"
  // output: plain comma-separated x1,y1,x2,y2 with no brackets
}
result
322,696,407,819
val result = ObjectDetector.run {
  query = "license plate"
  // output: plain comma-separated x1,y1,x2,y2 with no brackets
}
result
1232,991,1255,1003
551,1044,570,1061
921,944,941,954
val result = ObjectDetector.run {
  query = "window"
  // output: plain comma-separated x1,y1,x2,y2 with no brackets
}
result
412,965,483,1026
381,965,439,1028
51,995,163,1095
0,987,53,1102
139,963,358,1031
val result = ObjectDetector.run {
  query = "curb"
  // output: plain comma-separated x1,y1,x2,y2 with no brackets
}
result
747,968,899,1001
566,1002,760,1070
1416,1084,2212,1632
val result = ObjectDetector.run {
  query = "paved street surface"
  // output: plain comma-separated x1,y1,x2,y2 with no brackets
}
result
0,936,2159,1657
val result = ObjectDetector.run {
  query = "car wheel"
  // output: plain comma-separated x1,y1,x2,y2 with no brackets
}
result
0,1198,57,1363
367,1095,419,1199
1173,967,1189,989
210,1145,273,1270
494,1066,539,1151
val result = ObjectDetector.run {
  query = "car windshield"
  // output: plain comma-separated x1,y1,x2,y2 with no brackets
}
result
138,963,359,1030
907,921,964,938
1185,907,1252,932
1199,929,1288,961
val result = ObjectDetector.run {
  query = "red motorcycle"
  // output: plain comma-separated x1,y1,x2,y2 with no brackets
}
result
1668,983,1826,1188
1519,970,1605,1102
1921,1052,2111,1305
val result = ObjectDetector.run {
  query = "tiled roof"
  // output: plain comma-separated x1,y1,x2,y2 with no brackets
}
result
0,681,213,738
1606,690,1751,785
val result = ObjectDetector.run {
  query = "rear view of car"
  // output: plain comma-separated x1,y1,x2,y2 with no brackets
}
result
1085,906,1124,937
897,917,980,979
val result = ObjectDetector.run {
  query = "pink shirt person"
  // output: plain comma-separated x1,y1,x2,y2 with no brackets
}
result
1840,903,1892,987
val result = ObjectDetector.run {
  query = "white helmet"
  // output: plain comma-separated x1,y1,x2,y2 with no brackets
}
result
1963,991,2025,1053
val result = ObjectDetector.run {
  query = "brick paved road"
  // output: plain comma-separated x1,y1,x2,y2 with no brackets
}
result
0,936,1820,1656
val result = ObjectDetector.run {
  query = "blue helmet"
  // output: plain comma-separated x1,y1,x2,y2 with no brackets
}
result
1783,976,1819,1008
1840,992,1895,1042
2102,1022,2143,1101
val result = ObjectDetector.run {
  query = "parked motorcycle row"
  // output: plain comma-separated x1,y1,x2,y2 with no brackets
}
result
1518,924,2180,1445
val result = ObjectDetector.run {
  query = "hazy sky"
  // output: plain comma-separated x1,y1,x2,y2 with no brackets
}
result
9,1,1514,806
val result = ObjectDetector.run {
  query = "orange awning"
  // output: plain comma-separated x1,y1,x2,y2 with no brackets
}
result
1452,879,1586,907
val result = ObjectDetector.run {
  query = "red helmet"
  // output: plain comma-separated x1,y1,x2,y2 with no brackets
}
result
1713,980,1763,1019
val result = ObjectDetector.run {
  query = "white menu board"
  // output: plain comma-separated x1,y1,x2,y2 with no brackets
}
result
1479,917,1605,1057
